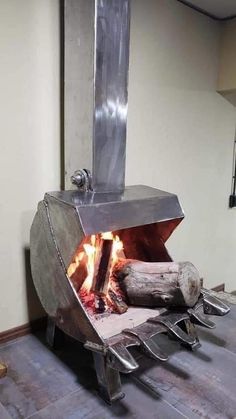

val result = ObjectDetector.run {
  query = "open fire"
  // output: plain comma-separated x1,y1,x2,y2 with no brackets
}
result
67,230,204,318
67,232,128,316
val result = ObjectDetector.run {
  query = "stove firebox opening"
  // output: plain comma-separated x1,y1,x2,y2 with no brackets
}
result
66,222,201,320
67,231,127,316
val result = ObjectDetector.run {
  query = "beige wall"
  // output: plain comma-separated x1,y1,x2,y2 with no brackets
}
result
218,18,236,92
0,0,60,332
127,0,236,291
0,0,236,333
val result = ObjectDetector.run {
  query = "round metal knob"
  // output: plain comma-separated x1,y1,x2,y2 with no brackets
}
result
71,169,91,191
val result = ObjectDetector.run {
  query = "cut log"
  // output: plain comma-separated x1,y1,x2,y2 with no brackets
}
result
92,238,113,294
70,260,88,292
112,259,201,308
0,363,7,379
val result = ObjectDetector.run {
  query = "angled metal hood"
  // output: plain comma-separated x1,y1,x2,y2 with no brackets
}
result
47,185,184,236
44,185,184,268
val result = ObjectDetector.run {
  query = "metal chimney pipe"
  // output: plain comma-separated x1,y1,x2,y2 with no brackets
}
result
65,0,130,193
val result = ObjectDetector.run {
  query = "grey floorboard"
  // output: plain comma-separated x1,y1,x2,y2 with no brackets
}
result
0,305,235,418
132,326,236,418
197,313,236,355
0,334,95,419
0,402,12,419
27,382,185,419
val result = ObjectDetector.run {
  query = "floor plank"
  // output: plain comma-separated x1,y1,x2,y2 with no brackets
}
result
132,326,236,418
0,402,12,419
27,381,185,419
0,334,95,418
0,306,235,418
197,310,236,355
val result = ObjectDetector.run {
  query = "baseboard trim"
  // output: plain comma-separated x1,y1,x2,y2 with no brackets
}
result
211,283,225,292
0,317,47,344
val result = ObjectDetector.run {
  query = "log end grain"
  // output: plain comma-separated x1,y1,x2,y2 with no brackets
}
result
178,262,201,307
0,362,7,379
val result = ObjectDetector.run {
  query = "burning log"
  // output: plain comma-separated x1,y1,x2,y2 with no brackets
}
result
112,260,201,308
92,238,113,295
85,237,113,314
67,250,88,292
70,261,87,292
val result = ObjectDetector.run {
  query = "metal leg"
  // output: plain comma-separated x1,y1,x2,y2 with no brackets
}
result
46,317,65,349
93,352,125,404
182,319,201,350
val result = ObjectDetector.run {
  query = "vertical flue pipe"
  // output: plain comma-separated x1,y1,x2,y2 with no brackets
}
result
65,0,130,192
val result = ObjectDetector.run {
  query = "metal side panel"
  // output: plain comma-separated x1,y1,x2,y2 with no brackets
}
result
44,195,85,268
30,201,103,345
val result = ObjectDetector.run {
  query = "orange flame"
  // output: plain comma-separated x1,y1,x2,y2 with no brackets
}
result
67,232,123,294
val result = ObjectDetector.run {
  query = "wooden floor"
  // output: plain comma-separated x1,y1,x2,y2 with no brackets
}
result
0,306,236,419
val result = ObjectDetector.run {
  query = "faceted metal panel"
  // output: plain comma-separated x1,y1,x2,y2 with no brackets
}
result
45,197,85,268
30,201,103,345
47,185,184,236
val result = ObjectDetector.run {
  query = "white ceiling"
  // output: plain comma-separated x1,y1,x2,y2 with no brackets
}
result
184,0,236,19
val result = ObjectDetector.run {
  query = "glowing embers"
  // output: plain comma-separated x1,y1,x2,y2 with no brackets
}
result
67,232,128,316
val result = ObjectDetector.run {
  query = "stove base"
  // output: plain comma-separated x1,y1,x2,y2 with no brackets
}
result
93,352,125,404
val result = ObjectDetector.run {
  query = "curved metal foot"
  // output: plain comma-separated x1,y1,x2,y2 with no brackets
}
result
201,289,230,316
123,328,168,361
93,353,125,404
148,312,199,350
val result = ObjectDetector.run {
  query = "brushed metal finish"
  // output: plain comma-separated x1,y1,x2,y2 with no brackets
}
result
108,343,139,373
47,185,184,236
30,201,103,345
45,195,85,268
64,0,130,191
92,0,130,192
202,289,231,316
148,312,199,349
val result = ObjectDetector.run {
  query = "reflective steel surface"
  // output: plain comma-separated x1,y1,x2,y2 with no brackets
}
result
92,0,130,192
64,0,130,191
47,185,184,236
30,201,103,345
64,0,94,189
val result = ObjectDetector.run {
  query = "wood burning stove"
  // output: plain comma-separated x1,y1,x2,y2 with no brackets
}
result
30,0,230,404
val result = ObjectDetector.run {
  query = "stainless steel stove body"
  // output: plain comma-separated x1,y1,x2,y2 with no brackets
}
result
30,0,230,403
